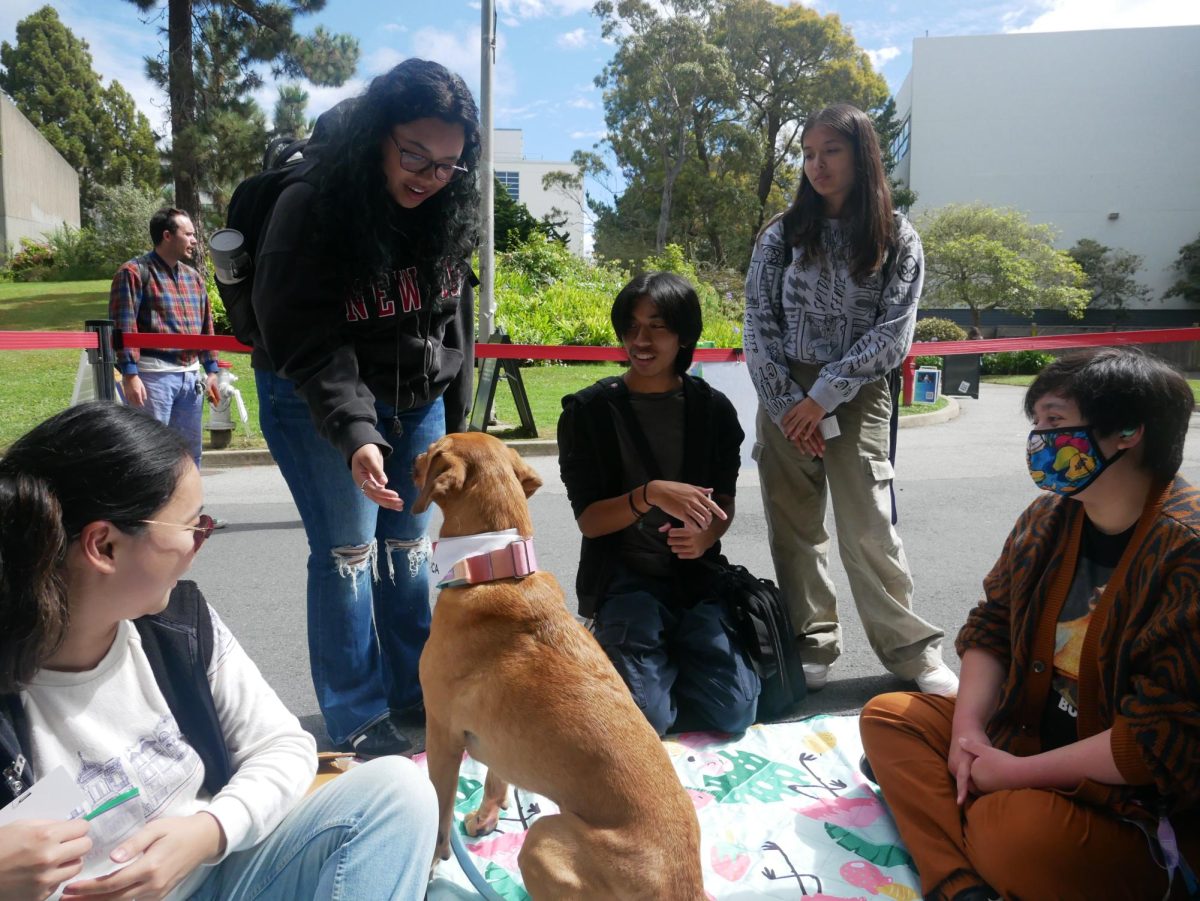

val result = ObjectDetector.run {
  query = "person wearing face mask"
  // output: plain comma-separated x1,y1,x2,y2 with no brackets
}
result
860,347,1200,901
251,60,479,758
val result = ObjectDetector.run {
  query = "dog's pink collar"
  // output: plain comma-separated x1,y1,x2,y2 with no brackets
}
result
436,537,539,588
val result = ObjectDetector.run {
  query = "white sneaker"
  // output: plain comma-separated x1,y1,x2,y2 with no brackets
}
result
914,660,959,697
802,663,830,692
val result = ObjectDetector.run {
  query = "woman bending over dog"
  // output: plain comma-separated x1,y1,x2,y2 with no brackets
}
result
250,59,480,758
861,348,1200,901
558,272,761,736
0,403,435,900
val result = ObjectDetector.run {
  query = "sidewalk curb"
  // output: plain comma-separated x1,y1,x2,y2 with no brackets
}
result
202,404,958,470
898,394,960,429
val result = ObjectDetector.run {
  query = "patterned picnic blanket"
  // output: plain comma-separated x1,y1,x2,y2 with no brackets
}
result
421,714,922,900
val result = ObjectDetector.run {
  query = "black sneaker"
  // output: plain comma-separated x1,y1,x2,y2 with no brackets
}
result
391,703,426,728
859,753,877,784
349,718,412,759
950,886,1000,901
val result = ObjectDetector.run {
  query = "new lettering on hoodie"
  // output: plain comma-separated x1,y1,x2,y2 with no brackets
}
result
343,266,421,322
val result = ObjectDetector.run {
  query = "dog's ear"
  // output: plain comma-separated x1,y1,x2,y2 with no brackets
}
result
507,446,543,499
412,448,466,514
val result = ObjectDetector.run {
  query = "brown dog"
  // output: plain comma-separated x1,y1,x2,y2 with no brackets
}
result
413,432,705,899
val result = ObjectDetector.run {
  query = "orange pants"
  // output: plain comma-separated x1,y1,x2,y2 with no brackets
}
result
860,692,1183,901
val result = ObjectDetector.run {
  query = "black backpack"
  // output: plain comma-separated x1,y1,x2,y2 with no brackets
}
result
216,136,314,347
709,561,807,721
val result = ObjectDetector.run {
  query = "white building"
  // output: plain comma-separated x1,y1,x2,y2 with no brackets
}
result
0,92,80,258
494,128,586,257
893,25,1200,317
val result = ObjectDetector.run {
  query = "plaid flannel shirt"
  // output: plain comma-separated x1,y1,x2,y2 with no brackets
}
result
108,251,219,376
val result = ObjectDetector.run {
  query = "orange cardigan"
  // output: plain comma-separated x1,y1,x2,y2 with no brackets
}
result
957,478,1200,822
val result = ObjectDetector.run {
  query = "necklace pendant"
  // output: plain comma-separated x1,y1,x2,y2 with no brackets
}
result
392,417,404,438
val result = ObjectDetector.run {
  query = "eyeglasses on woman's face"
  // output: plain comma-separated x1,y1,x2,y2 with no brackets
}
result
138,513,216,552
390,136,469,183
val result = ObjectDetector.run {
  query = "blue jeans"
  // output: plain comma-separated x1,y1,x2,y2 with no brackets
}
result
256,369,444,746
190,757,437,900
133,369,205,466
592,567,760,736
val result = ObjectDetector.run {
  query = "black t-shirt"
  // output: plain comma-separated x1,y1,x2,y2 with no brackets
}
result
614,387,685,579
1040,516,1135,750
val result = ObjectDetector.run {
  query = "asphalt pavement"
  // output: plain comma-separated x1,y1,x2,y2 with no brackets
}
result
189,375,1200,750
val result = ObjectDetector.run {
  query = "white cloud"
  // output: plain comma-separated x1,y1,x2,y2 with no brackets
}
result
567,96,596,109
570,129,606,140
382,23,408,33
367,46,407,74
866,45,902,69
496,0,594,20
557,27,589,49
1010,0,1200,32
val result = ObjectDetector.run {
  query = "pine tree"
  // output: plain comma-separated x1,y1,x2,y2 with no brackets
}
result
124,0,359,235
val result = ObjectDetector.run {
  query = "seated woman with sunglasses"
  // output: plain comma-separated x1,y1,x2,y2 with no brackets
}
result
249,59,480,759
0,403,436,901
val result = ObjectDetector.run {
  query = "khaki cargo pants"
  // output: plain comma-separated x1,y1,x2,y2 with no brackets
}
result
754,362,944,679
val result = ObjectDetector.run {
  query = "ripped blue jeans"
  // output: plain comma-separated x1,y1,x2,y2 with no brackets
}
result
256,369,443,746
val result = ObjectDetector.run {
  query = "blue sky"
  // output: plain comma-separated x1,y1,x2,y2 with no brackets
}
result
2,0,1198,173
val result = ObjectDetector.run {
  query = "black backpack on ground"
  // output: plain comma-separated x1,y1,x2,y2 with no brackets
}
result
216,136,314,348
708,560,807,720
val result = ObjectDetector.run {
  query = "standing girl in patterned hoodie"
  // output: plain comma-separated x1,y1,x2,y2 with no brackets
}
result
744,103,957,696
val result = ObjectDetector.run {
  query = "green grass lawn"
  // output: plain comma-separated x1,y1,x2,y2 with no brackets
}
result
0,280,110,330
0,279,966,451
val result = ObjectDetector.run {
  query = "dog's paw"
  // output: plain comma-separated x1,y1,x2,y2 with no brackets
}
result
464,807,501,837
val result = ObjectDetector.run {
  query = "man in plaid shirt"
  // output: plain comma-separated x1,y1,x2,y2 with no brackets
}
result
108,207,220,466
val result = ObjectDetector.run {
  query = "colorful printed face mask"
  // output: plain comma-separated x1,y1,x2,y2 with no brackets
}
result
1027,427,1124,496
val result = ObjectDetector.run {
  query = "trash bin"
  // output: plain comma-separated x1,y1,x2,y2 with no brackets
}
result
914,366,942,404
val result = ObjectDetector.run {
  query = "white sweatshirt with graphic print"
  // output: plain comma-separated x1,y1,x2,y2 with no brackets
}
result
743,213,923,424
20,606,317,900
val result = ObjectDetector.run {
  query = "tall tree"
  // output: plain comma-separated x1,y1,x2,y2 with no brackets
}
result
124,0,358,233
1068,238,1151,319
595,0,735,252
0,6,160,223
1165,232,1200,306
274,83,310,137
716,0,889,245
871,96,916,210
919,204,1090,329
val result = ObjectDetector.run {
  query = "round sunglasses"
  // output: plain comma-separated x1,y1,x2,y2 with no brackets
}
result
138,513,216,552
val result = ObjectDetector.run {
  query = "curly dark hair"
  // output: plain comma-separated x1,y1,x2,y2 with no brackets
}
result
311,59,481,292
779,103,894,284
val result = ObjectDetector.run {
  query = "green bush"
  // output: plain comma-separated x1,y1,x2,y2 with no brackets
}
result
914,355,943,369
10,239,56,280
492,236,743,352
44,225,108,280
981,350,1056,375
914,317,968,342
205,259,231,335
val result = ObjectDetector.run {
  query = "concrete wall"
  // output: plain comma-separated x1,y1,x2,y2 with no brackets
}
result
492,128,586,256
895,26,1200,307
0,92,81,259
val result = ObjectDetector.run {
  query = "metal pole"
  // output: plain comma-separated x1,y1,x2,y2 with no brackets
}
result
478,0,496,343
85,319,118,401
